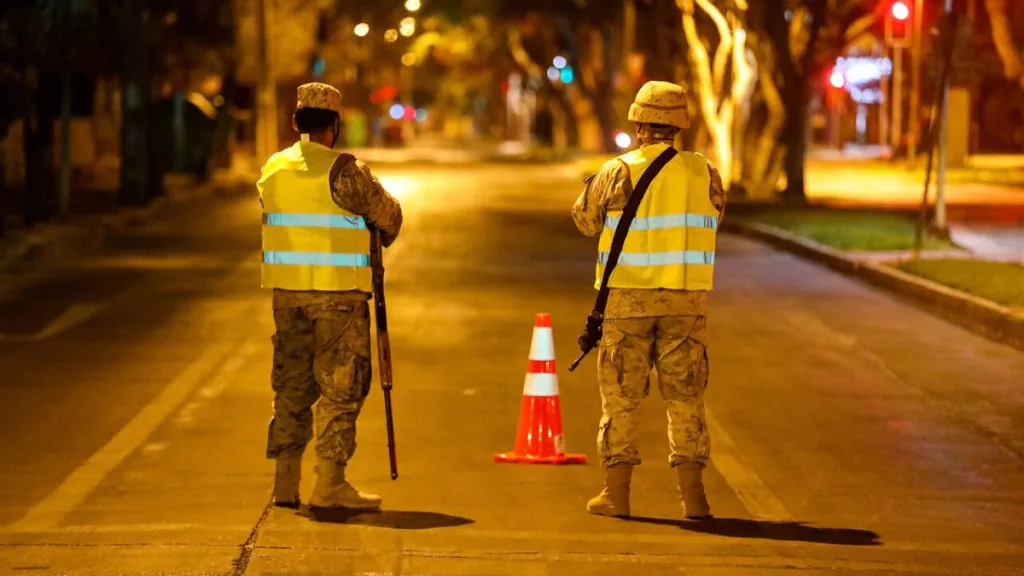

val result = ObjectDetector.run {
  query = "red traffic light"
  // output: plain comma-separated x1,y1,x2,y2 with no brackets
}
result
891,1,910,21
885,0,912,47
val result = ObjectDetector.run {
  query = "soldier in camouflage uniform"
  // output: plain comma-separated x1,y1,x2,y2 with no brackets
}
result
572,81,726,520
259,83,403,511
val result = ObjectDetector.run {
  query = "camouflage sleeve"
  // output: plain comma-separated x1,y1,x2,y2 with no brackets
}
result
708,164,727,224
571,160,627,238
330,157,404,247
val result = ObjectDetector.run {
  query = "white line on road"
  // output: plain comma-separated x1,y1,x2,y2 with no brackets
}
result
706,408,793,522
9,342,236,532
0,302,108,343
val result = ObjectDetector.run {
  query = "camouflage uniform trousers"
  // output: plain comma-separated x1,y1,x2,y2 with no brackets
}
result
265,298,372,464
597,315,711,468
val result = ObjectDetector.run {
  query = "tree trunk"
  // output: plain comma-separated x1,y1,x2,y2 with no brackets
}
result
58,69,72,217
557,91,579,148
781,92,809,203
118,0,150,207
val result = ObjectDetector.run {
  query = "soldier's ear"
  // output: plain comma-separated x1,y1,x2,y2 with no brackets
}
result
291,114,299,133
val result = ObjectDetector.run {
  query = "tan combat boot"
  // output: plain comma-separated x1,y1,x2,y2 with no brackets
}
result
308,460,382,510
676,462,712,519
272,456,302,508
586,466,632,517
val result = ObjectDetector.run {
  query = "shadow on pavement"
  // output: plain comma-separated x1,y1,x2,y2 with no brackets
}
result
625,516,881,546
303,507,475,530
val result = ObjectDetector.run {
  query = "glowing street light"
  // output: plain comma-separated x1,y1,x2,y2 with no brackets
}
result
405,0,421,11
614,131,632,149
354,23,369,37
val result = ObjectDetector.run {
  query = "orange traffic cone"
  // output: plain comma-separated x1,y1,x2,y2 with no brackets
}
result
494,313,587,465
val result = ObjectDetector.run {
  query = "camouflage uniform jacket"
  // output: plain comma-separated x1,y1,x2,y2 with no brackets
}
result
269,152,403,310
571,143,726,319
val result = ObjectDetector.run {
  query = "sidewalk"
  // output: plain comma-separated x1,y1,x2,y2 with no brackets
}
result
0,158,257,289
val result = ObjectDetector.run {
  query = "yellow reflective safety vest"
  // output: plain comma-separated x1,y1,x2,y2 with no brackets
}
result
257,141,372,293
596,143,718,291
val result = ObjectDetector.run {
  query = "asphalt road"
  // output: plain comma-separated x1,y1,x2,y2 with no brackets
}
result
1,163,1023,575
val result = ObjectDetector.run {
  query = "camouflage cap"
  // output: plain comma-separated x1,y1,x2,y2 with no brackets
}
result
628,81,689,129
296,82,342,115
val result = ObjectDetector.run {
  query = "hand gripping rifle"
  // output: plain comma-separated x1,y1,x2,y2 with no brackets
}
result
369,228,398,480
569,147,679,372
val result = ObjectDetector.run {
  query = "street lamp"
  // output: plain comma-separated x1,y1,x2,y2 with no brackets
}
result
354,22,370,37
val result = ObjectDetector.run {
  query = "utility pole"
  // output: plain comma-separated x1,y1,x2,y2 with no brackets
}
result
934,0,953,235
255,0,278,163
907,0,923,165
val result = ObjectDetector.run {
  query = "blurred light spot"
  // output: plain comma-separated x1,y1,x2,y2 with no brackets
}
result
402,52,416,66
377,175,417,200
614,131,632,149
384,29,399,42
312,57,326,76
560,66,574,84
405,0,421,11
415,108,427,122
829,69,845,89
891,1,910,20
403,105,416,121
553,56,567,69
546,66,559,81
389,104,404,120
354,23,370,37
400,17,416,36
212,95,225,107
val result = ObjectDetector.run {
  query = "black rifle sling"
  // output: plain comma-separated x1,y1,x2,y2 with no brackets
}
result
592,146,678,315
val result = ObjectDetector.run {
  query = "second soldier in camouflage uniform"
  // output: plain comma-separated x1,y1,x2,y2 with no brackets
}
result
572,81,726,520
259,83,403,511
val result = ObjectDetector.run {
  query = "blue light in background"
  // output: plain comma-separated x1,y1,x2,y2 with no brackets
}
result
560,66,574,84
389,104,404,120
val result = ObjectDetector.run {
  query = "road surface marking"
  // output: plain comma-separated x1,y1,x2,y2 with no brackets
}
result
9,342,235,532
0,302,108,343
705,408,793,522
174,340,257,427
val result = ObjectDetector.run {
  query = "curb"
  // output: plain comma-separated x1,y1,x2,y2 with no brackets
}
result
0,176,239,281
722,218,1024,353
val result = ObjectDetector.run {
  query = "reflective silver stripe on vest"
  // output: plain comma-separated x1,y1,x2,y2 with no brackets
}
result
598,250,715,266
262,251,370,267
263,213,367,229
604,213,718,231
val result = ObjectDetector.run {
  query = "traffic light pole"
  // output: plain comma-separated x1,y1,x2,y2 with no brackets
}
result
907,0,923,166
934,0,953,236
890,46,903,155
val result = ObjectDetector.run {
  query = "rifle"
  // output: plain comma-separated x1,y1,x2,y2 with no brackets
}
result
569,147,679,372
369,228,398,480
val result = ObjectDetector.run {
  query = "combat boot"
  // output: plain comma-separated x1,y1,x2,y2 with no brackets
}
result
586,466,632,517
676,462,712,519
272,456,302,508
308,459,382,510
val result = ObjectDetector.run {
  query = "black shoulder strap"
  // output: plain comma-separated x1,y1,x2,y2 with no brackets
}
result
592,146,678,315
